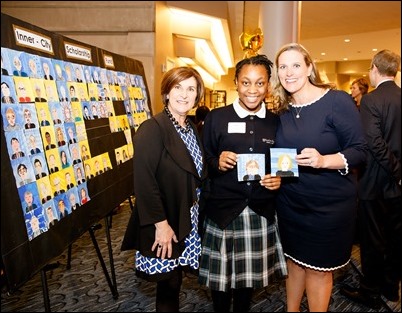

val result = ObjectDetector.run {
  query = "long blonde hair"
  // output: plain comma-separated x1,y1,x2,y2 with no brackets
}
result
270,43,335,114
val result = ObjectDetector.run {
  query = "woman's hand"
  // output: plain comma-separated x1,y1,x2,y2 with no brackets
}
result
260,174,281,190
153,220,178,259
296,148,323,168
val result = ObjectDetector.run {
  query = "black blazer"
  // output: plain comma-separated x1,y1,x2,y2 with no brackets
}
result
201,104,279,229
359,80,401,199
122,112,207,258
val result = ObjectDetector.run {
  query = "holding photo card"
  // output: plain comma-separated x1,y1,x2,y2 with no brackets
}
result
237,153,265,181
270,148,299,177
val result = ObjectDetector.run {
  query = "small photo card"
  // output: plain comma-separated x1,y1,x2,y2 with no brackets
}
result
270,148,299,177
237,153,265,182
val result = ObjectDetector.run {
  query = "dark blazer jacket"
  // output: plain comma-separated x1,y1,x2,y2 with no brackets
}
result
359,80,401,199
121,112,207,259
201,104,279,229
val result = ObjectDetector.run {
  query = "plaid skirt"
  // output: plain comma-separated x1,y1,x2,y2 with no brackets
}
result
198,206,288,292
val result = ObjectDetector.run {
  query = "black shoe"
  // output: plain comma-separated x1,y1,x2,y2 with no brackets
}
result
340,285,382,310
381,286,400,302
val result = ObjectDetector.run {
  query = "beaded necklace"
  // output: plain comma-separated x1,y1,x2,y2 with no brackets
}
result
164,106,191,133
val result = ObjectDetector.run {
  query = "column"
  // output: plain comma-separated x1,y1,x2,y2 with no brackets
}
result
259,1,301,61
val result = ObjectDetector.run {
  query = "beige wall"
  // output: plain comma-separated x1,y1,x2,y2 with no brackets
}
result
1,1,387,112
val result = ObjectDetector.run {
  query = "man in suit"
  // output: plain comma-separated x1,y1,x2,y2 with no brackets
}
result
42,61,54,80
23,108,36,129
45,206,58,228
34,158,47,179
48,154,59,173
53,177,65,196
10,137,25,159
44,132,56,150
24,190,38,213
34,85,47,102
57,199,68,219
39,182,52,204
69,192,80,211
341,50,401,308
39,108,50,126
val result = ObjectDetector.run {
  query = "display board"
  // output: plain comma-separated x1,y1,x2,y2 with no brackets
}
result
1,13,152,291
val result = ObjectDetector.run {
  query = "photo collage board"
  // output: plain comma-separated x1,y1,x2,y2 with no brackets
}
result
1,46,150,241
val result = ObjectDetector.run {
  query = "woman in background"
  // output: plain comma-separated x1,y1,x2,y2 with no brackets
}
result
350,77,369,108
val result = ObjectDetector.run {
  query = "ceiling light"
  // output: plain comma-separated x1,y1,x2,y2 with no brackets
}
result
169,7,234,75
344,39,350,43
174,35,224,81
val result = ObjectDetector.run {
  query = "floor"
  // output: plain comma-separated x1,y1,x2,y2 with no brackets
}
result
1,200,401,312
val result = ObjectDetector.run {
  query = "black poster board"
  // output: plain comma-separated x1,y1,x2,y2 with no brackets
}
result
1,13,152,291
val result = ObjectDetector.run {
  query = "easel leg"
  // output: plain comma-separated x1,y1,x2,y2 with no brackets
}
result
40,268,51,312
89,223,119,299
66,244,72,270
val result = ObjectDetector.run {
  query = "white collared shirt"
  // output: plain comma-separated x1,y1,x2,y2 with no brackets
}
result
233,97,266,118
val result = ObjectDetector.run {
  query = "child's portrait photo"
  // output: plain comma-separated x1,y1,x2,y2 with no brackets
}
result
1,47,12,76
9,49,29,77
30,153,49,180
18,184,41,214
6,130,28,161
270,148,299,177
25,208,48,241
1,75,18,104
2,103,22,131
237,153,265,182
25,129,43,155
40,56,55,81
13,158,35,188
26,54,43,79
22,103,39,130
30,78,48,103
13,76,34,103
43,79,59,103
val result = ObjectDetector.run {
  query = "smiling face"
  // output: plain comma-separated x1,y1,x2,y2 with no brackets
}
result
236,64,269,112
167,76,198,119
277,49,312,95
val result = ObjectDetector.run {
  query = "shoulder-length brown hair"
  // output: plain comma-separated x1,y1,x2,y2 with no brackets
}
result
161,67,205,107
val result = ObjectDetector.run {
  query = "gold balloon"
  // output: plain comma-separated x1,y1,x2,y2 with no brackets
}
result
239,28,264,59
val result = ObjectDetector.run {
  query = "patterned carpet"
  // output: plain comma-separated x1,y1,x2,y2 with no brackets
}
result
1,200,400,312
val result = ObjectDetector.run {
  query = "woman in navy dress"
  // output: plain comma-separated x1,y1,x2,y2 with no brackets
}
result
270,43,367,312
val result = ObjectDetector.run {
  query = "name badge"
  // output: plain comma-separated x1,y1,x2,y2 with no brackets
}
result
228,122,246,133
